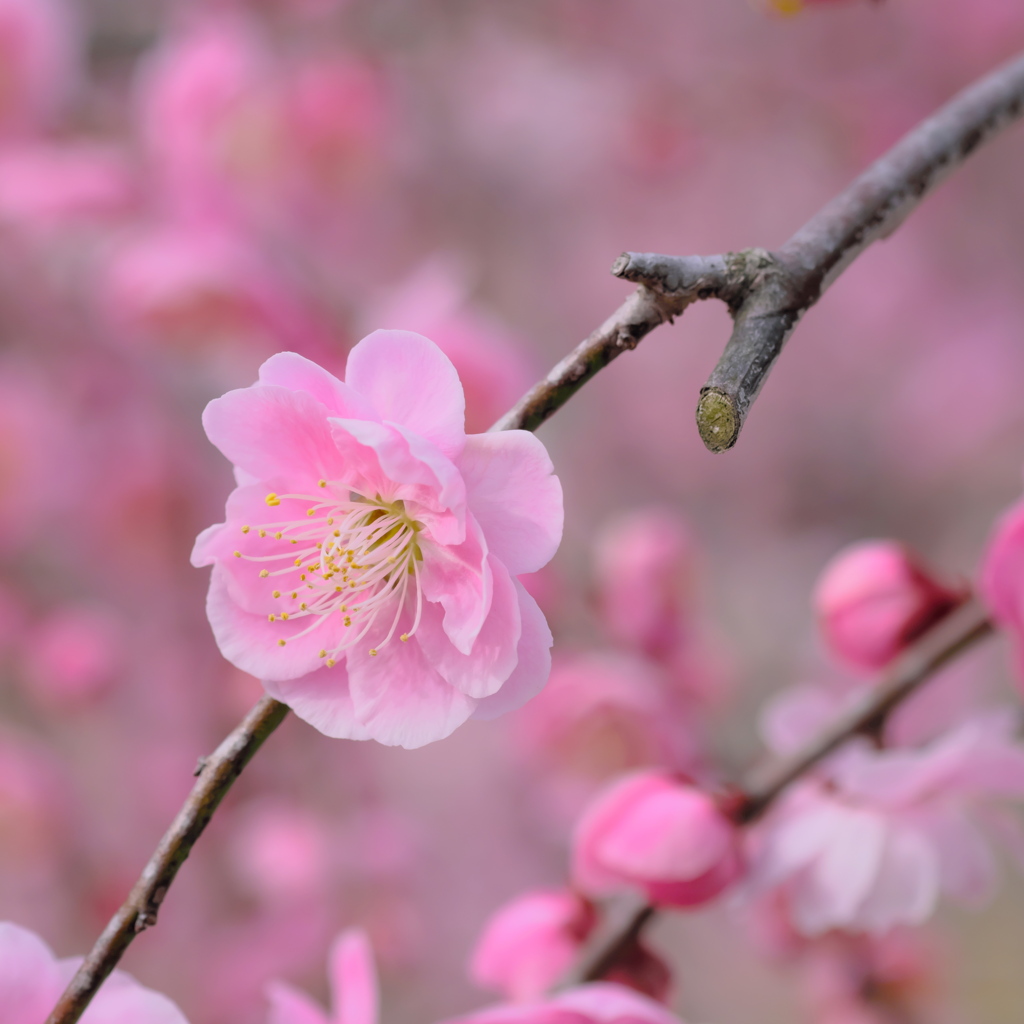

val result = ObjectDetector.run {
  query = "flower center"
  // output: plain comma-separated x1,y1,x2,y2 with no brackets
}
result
233,481,424,662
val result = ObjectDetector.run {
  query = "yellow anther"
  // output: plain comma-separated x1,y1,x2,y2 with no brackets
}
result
291,592,298,599
272,590,281,598
241,525,250,534
259,530,267,538
300,574,307,581
233,550,242,558
306,508,316,517
278,639,287,647
281,613,289,620
294,558,302,566
291,540,298,544
318,649,327,658
259,569,270,578
326,659,336,667
318,479,327,488
268,614,276,622
333,530,341,537
316,542,323,550
275,531,283,540
340,606,347,612
344,617,352,626
327,518,334,525
400,633,410,642
369,648,378,657
300,603,308,611
265,493,280,507
335,586,343,592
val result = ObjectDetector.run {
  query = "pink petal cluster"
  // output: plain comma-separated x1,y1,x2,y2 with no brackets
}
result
442,982,686,1024
0,920,189,1024
813,541,961,674
571,770,743,908
749,711,1024,935
192,331,563,748
268,928,378,1024
469,889,596,1002
981,494,1024,684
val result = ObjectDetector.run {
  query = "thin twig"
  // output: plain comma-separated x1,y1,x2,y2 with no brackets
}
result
566,597,995,985
497,49,1024,449
46,697,290,1024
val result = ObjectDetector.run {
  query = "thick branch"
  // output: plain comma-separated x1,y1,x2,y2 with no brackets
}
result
565,597,994,985
46,697,290,1024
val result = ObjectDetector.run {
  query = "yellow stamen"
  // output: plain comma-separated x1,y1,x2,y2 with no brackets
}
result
265,493,280,507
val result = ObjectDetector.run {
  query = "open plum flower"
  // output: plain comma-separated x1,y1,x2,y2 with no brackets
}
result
193,330,563,748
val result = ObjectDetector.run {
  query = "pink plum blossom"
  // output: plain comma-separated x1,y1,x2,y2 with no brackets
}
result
267,928,378,1024
747,711,1024,935
469,889,596,1002
813,541,962,674
441,982,686,1024
0,920,190,1024
192,331,563,747
572,770,743,908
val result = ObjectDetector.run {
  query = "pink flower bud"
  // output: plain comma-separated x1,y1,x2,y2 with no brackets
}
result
470,889,596,1002
571,771,742,908
814,541,961,674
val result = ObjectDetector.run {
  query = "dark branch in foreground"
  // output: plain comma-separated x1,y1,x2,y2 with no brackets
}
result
498,49,1024,449
565,597,995,986
46,697,290,1024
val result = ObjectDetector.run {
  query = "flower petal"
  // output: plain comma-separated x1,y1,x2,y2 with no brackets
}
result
207,564,339,680
458,431,563,575
345,632,476,748
257,352,376,419
329,929,379,1024
416,556,521,698
0,922,60,1024
263,663,376,741
472,582,553,720
203,385,346,488
345,330,466,459
266,981,330,1024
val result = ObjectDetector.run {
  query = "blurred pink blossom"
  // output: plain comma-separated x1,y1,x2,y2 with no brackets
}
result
192,334,562,747
267,928,378,1024
0,919,190,1024
572,770,743,908
813,541,962,674
748,711,1024,935
442,982,686,1024
469,889,596,1002
22,604,123,708
981,494,1024,684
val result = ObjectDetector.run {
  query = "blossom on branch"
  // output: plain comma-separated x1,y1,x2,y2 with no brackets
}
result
571,770,743,907
747,711,1024,935
1,920,189,1024
193,331,563,747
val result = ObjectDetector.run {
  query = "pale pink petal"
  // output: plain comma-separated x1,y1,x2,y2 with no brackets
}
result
345,632,475,748
345,330,466,459
471,582,553,720
329,929,378,1024
854,826,939,932
203,385,346,488
266,980,330,1024
417,556,521,698
258,352,376,420
79,972,191,1024
458,431,563,575
0,922,60,1024
263,663,375,741
805,806,886,925
206,564,336,680
595,785,733,882
418,520,491,654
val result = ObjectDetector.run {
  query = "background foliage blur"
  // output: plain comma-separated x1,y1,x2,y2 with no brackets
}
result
3,0,1024,1021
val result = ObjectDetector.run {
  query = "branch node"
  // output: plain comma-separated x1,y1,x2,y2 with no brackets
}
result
193,756,208,777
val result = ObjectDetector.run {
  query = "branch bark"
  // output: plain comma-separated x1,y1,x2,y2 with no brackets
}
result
46,697,290,1024
565,597,995,986
499,49,1024,449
